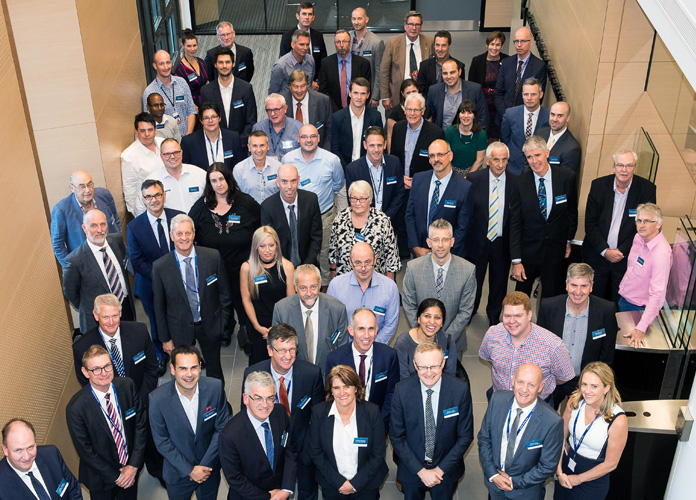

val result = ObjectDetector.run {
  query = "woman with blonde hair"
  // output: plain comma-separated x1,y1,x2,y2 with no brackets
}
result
240,226,295,364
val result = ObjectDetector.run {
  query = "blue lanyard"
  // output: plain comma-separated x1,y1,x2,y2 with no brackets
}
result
206,134,221,161
506,404,534,440
515,58,530,84
367,161,384,204
572,401,601,454
276,379,292,403
90,383,126,440
174,253,199,294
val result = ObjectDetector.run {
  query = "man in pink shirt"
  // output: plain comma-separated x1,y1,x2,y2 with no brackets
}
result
618,203,672,348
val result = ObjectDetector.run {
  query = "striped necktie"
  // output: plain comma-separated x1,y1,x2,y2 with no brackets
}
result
101,248,124,302
104,393,128,465
487,178,499,241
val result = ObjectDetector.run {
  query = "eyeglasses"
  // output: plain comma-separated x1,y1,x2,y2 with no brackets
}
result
265,107,284,114
247,395,277,405
415,363,442,372
272,346,297,355
299,134,319,140
350,196,370,204
428,237,452,245
513,39,531,45
201,115,219,121
636,219,657,225
614,163,635,170
148,103,166,109
143,193,164,201
429,152,451,159
405,107,423,114
86,363,114,375
405,22,422,28
71,181,94,191
218,31,234,39
162,151,182,158
351,259,374,269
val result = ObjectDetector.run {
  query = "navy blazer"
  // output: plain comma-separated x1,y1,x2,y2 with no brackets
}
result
426,79,489,130
181,128,244,172
535,127,582,173
389,374,474,483
204,44,255,82
390,119,445,177
345,154,405,220
200,78,257,141
72,321,159,405
330,106,383,168
148,377,230,487
318,53,372,112
417,56,465,99
0,445,81,500
309,401,388,493
500,105,550,175
325,342,400,430
241,359,324,465
405,171,474,258
477,391,563,498
126,208,182,300
494,53,548,125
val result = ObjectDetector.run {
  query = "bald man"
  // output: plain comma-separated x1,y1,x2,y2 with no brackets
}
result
534,101,582,173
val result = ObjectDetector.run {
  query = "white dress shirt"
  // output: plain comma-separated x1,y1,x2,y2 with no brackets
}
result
270,364,294,404
403,35,422,80
523,107,541,135
489,170,507,239
281,194,300,226
176,382,200,433
349,107,365,162
92,383,126,442
605,177,632,253
533,167,554,219
351,343,373,400
146,210,171,249
205,130,225,165
87,240,128,298
7,457,50,498
99,327,123,368
120,136,165,216
499,398,537,471
219,77,235,125
427,170,453,223
292,93,310,125
300,297,320,363
150,164,207,213
329,402,359,480
248,410,272,455
420,378,442,460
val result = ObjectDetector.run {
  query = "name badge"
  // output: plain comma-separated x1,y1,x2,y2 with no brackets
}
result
355,232,366,242
206,274,218,285
555,194,567,204
637,257,645,267
297,395,311,409
629,209,637,217
444,200,456,208
282,140,294,149
57,479,68,497
175,95,185,101
419,149,429,157
354,437,369,447
443,350,449,359
313,46,321,53
133,351,146,364
316,121,324,129
374,371,388,383
232,99,244,109
125,407,136,420
156,123,165,130
187,73,197,82
385,176,397,186
592,328,606,340
443,407,459,418
362,50,372,56
228,215,241,224
238,62,247,71
267,174,278,181
373,306,386,316
300,178,311,186
223,150,234,159
204,408,217,421
254,275,268,284
330,329,341,344
281,430,288,447
549,156,560,164
526,440,543,449
173,112,181,123
189,186,200,193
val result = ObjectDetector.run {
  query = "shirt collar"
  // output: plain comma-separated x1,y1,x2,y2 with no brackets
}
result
408,118,424,134
300,295,319,315
175,381,199,401
613,177,633,194
489,170,506,183
6,457,41,478
99,327,121,344
565,298,589,318
327,401,357,422
246,407,271,427
146,210,166,226
351,342,373,359
175,246,196,262
533,166,552,184
431,253,452,271
511,397,537,417
338,53,351,63
517,52,531,64
87,238,108,253
419,376,442,394
348,270,374,289
270,363,294,383
366,155,385,170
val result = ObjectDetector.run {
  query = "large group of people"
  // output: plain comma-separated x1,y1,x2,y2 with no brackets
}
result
6,4,677,500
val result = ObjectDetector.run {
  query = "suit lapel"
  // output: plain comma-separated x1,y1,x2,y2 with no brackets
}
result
355,403,368,464
140,215,164,257
213,82,227,128
512,401,543,463
308,93,318,124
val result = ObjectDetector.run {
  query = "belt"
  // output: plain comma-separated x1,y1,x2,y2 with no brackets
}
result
321,206,334,216
424,460,433,466
193,320,203,326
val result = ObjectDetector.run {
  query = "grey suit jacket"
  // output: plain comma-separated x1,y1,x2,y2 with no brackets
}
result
281,89,332,149
272,293,349,370
401,254,476,350
350,29,385,101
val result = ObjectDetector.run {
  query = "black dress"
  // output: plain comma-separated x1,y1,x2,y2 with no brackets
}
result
246,263,288,365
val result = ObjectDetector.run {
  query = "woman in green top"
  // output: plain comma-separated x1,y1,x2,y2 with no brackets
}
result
445,99,487,177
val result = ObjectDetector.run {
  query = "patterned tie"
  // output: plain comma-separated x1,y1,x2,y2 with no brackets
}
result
525,112,533,138
512,59,524,105
409,42,418,79
288,205,300,267
109,338,125,377
262,422,274,470
505,408,523,469
358,354,367,387
104,393,128,465
340,60,348,108
156,218,169,255
305,310,314,363
278,376,291,418
101,248,124,302
184,257,201,322
26,472,51,500
435,267,444,299
487,178,499,242
429,180,441,226
295,102,304,124
424,389,435,458
538,178,547,219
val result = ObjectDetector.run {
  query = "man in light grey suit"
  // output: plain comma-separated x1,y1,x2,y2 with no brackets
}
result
350,7,385,108
402,219,476,355
281,69,332,149
272,264,349,371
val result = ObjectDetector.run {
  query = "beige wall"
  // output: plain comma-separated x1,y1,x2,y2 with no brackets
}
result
484,0,514,28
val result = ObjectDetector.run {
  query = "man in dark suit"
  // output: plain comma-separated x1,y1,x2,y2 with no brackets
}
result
465,142,516,325
500,78,550,175
405,139,473,259
510,136,578,299
325,308,399,430
261,164,322,267
282,69,332,149
203,22,254,82
426,59,488,130
0,419,81,500
181,102,243,171
221,371,296,500
318,30,371,112
148,345,230,500
537,263,618,407
345,126,405,220
417,31,465,99
494,27,547,125
200,47,257,143
241,324,323,500
280,2,327,78
66,345,147,499
478,364,563,500
390,342,474,499
535,101,582,173
272,264,349,369
63,209,135,334
152,214,231,385
583,149,657,302
330,77,383,168
127,179,183,364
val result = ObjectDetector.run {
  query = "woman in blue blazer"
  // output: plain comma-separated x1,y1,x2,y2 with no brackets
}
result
309,365,388,499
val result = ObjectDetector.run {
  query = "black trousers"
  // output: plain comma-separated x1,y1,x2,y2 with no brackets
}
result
587,254,627,304
194,322,224,387
471,237,510,324
515,246,567,299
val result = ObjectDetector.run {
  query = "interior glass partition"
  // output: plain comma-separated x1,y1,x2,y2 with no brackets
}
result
636,127,659,184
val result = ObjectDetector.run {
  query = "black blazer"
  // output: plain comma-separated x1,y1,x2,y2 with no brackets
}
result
66,377,147,492
583,174,656,263
494,53,548,125
535,127,582,173
509,166,578,264
390,119,445,177
204,43,255,82
465,167,517,261
280,27,327,77
260,189,322,266
281,88,333,149
72,321,159,405
329,105,383,167
309,401,389,493
219,406,297,500
318,54,372,112
537,294,618,369
467,52,509,86
181,128,243,171
152,246,232,345
199,78,257,141
345,154,405,220
417,56,465,99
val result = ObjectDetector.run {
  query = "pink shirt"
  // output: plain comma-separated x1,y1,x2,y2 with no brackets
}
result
619,231,672,332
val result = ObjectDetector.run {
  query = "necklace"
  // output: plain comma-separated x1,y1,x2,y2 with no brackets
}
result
458,129,473,145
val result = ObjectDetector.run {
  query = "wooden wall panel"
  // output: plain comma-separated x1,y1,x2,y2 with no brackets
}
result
484,0,514,28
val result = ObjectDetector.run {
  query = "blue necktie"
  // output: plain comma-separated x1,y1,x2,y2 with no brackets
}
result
429,180,441,226
184,257,200,322
157,218,169,255
262,422,274,470
26,472,51,500
538,178,547,220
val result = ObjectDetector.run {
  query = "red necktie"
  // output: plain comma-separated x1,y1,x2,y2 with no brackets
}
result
295,102,304,124
278,376,291,418
358,355,367,387
340,60,348,108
